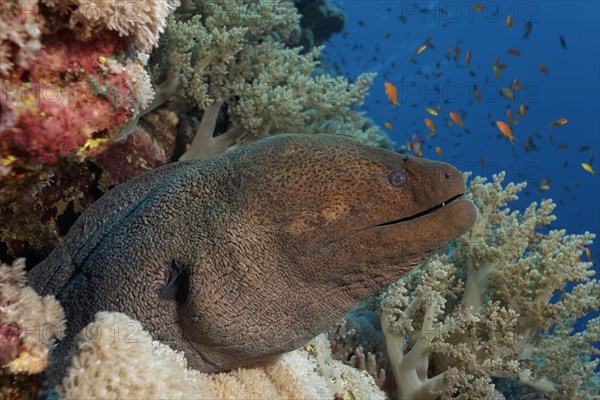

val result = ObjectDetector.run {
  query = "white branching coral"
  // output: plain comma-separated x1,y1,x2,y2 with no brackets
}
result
146,0,392,160
380,172,599,400
0,258,65,374
58,311,385,399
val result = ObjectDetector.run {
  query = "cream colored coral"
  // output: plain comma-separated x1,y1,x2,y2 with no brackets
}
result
40,0,180,51
0,258,65,374
148,0,392,160
380,172,599,399
0,0,43,76
58,312,385,399
57,312,213,399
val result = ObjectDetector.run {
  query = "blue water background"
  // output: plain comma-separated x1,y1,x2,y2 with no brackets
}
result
324,0,599,345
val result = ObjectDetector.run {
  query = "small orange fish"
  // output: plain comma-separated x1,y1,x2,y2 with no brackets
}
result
384,121,393,129
425,107,438,116
384,82,400,106
537,176,551,192
449,112,464,128
515,104,528,117
473,85,481,102
466,50,472,67
506,49,521,56
512,79,524,90
540,63,548,75
496,120,516,143
581,163,595,175
472,4,484,11
506,109,518,125
548,118,568,127
492,64,501,79
501,87,515,100
435,146,443,157
409,44,427,60
506,15,513,30
520,104,528,116
585,247,593,261
496,63,507,70
455,46,461,57
409,134,423,157
424,118,437,133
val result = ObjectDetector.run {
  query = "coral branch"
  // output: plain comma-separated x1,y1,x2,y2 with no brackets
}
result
380,173,599,399
180,101,225,160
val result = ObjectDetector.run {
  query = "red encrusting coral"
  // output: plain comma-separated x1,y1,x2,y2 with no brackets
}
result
0,163,97,256
94,108,178,190
0,25,169,258
1,31,138,166
0,324,22,366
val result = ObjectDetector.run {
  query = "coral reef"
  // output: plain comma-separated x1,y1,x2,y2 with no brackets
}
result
1,0,393,261
328,299,391,391
40,0,180,52
58,311,385,400
148,0,393,160
0,0,179,258
379,172,599,399
1,31,142,167
0,0,42,76
0,258,65,399
94,108,179,191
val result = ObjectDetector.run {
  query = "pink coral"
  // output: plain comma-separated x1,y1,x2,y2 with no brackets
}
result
95,108,179,190
1,31,140,166
0,324,22,366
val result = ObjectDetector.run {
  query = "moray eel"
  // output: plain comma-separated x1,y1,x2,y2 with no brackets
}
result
27,133,476,383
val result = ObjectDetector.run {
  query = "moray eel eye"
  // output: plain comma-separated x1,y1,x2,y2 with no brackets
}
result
388,171,407,187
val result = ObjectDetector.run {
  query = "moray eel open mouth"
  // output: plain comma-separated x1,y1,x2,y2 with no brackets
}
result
376,193,466,227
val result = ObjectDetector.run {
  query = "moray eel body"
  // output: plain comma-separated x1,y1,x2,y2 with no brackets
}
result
27,134,476,383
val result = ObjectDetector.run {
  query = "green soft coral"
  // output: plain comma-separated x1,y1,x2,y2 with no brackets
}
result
380,172,599,400
146,0,392,160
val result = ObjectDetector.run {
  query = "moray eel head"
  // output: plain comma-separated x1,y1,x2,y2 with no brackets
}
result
240,134,475,267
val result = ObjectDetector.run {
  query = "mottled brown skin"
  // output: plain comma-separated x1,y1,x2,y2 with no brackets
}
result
27,134,476,384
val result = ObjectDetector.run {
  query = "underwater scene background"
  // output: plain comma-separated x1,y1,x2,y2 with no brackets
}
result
1,0,599,398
